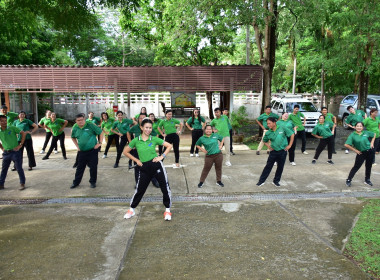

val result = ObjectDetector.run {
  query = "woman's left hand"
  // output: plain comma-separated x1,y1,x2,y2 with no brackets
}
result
153,155,164,162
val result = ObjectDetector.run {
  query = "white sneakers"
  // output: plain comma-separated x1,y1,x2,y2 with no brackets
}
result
225,161,232,166
124,208,172,221
290,162,296,166
190,154,194,157
195,153,199,157
102,154,107,159
164,211,172,221
124,208,135,219
302,151,309,155
345,150,349,154
54,150,59,154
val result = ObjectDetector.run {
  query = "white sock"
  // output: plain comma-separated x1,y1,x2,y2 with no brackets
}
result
130,208,135,212
165,208,170,212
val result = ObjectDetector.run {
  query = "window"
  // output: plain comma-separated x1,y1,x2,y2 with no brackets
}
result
342,95,357,105
285,102,318,112
367,98,378,109
272,101,279,110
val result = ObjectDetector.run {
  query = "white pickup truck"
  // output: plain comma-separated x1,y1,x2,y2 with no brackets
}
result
270,95,320,133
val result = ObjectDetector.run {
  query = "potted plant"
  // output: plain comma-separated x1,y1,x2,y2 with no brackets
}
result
230,106,249,143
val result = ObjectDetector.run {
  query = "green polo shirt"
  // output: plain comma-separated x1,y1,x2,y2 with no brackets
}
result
187,116,205,130
45,118,65,136
86,117,101,126
71,122,103,152
196,133,223,155
0,126,21,150
346,110,366,126
345,130,375,152
323,113,335,124
288,112,305,131
128,135,164,163
159,118,181,135
112,118,133,135
263,125,294,151
210,115,230,137
258,112,279,130
276,119,294,130
129,124,142,137
363,117,380,138
39,117,52,132
152,120,161,137
312,122,333,139
101,118,115,135
1,112,19,126
13,119,34,141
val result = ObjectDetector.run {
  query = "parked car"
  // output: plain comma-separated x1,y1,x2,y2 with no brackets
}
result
271,94,320,133
338,94,380,129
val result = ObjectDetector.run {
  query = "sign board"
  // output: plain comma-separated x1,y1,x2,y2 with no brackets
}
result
113,105,118,112
171,92,196,107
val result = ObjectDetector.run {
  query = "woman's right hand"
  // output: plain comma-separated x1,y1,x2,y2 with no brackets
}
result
355,150,362,155
136,160,143,167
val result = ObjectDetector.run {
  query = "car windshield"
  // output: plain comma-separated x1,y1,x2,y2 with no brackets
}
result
342,95,357,105
286,102,318,112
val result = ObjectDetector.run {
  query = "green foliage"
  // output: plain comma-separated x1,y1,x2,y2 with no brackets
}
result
344,199,380,278
230,106,249,135
120,0,238,65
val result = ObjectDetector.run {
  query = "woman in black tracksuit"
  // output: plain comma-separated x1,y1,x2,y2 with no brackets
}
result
123,118,173,221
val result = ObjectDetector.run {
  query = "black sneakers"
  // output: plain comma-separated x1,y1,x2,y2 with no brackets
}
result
364,180,373,186
327,160,334,165
198,182,204,188
216,181,224,187
272,181,280,187
345,179,351,187
312,160,316,164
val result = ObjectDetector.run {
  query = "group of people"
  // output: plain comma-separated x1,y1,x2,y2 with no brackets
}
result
255,104,379,188
0,103,378,220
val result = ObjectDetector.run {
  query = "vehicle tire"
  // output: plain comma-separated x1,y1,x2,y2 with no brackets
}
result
342,114,349,129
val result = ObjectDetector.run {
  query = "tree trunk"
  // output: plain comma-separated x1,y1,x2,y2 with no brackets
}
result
206,91,214,119
357,70,369,111
253,0,278,114
261,65,272,112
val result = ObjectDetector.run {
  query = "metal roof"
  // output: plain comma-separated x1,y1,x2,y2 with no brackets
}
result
0,65,263,93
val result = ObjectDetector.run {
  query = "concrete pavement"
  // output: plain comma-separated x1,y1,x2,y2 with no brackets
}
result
0,128,379,279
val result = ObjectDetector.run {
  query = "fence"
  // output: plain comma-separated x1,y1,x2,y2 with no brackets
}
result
9,91,333,121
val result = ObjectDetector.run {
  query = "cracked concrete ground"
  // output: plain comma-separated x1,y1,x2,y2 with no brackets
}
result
0,129,378,279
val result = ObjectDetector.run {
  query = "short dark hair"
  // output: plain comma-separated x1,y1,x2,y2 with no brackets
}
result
140,118,153,127
321,107,328,110
116,110,123,115
75,113,85,119
265,105,271,109
204,124,212,131
347,105,353,111
1,105,8,110
267,117,277,123
165,110,172,115
370,108,378,115
139,112,147,117
0,115,7,120
319,115,325,119
223,108,229,111
214,107,221,112
149,113,157,122
19,110,26,115
294,105,300,109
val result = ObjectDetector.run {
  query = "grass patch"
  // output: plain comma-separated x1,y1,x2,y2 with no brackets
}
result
243,138,268,151
344,199,380,279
